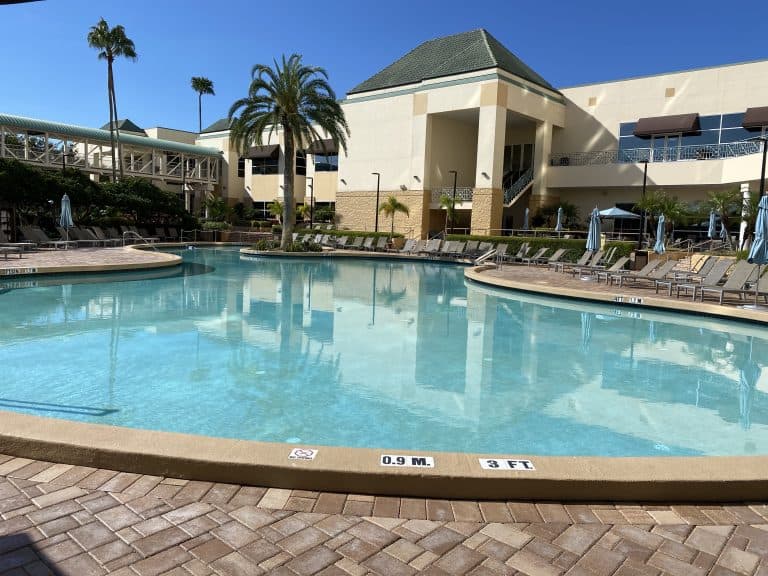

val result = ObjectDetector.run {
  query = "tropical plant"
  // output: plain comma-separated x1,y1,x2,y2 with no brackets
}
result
203,196,231,222
439,194,456,234
87,18,137,181
269,200,283,223
538,201,580,228
740,193,762,250
378,195,409,236
297,203,312,222
191,76,215,133
705,188,741,246
635,190,690,234
228,54,349,249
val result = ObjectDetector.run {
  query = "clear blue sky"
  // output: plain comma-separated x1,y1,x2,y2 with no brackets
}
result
1,0,766,133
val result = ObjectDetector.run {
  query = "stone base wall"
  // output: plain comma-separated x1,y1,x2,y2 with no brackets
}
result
470,188,503,236
336,190,428,237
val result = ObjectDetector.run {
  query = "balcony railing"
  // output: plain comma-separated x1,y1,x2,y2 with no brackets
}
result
430,187,474,203
549,141,762,167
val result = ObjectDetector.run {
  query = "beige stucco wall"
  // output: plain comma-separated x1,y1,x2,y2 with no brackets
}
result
247,174,280,202
428,115,478,190
195,131,242,203
336,190,427,237
555,59,768,154
145,127,198,145
312,172,338,203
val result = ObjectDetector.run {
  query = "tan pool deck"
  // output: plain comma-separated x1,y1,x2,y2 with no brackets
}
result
1,246,768,575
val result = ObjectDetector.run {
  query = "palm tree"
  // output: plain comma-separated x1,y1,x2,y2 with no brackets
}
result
87,18,137,181
439,194,456,234
705,188,741,246
635,190,689,236
378,195,409,236
191,76,215,133
228,54,349,249
269,200,283,224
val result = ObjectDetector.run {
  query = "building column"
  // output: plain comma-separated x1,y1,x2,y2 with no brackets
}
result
530,121,556,212
471,105,506,235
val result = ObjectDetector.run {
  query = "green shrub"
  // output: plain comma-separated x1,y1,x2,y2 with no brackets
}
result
325,229,402,239
253,239,278,251
272,224,282,235
284,241,322,253
201,220,231,231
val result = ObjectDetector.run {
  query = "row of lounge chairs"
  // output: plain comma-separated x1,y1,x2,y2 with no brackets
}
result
0,225,184,251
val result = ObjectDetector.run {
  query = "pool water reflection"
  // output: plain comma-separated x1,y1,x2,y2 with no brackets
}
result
1,247,766,456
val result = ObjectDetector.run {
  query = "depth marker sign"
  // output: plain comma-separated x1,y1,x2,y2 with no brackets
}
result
380,454,434,468
289,448,318,460
479,458,535,471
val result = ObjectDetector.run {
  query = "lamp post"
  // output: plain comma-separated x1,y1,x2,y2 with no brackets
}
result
448,170,457,234
371,172,381,232
757,136,767,198
62,144,74,173
306,176,314,228
638,159,648,249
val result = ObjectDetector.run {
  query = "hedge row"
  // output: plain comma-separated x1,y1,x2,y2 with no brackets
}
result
446,234,636,262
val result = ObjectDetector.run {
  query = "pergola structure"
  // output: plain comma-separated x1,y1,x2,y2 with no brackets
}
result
0,114,221,208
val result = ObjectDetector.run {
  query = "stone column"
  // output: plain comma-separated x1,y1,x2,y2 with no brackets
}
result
471,104,506,235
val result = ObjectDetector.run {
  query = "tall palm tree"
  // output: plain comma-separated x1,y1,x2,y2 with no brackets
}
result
191,76,215,133
228,54,349,249
87,18,137,181
379,195,409,236
439,194,456,234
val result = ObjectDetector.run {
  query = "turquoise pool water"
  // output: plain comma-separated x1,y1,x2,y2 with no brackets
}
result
1,247,766,457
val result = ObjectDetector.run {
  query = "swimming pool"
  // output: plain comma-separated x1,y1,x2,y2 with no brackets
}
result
1,247,766,457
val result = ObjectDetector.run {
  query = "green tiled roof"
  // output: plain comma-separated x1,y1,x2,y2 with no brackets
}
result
100,119,145,134
201,118,233,133
0,113,220,157
348,29,557,95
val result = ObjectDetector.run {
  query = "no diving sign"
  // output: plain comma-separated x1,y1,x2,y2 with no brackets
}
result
289,448,318,460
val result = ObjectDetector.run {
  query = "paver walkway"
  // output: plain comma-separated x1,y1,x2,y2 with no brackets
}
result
0,455,766,575
0,247,178,274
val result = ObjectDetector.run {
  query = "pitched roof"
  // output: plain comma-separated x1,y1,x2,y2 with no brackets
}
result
348,29,556,95
201,118,233,133
100,119,145,134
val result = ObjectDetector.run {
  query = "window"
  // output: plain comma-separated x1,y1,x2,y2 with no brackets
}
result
237,157,245,178
314,153,338,172
251,156,279,175
296,151,306,176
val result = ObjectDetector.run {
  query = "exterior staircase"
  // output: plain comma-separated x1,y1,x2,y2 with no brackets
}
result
503,167,533,207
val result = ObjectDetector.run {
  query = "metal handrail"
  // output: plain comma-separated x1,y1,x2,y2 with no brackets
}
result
550,141,762,167
122,230,158,251
430,187,474,203
503,167,534,205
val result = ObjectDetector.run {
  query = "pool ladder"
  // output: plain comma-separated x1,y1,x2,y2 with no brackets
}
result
122,231,158,251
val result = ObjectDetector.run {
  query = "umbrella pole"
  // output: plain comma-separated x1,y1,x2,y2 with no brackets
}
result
756,264,760,308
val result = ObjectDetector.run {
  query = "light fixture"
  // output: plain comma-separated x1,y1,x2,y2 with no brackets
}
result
400,184,407,191
413,175,421,183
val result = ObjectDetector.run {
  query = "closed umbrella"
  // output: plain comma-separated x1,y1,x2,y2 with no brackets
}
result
554,207,563,233
720,221,729,247
707,210,716,239
746,195,768,308
586,207,601,252
653,214,666,255
523,207,529,231
59,193,74,249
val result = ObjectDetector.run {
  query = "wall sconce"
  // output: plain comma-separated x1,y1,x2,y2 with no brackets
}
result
413,175,421,183
340,178,347,185
400,184,407,191
481,171,489,179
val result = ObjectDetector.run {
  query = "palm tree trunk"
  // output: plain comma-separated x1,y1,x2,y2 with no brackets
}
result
106,61,117,182
109,66,124,180
281,127,296,249
198,92,202,133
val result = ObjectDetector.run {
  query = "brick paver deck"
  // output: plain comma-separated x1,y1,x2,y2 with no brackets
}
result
0,246,178,274
0,455,766,575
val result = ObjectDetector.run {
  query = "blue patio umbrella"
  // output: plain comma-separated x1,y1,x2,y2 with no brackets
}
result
586,207,601,252
746,195,768,307
554,207,563,233
523,207,529,231
720,221,729,247
653,214,666,255
707,210,716,239
59,193,74,247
